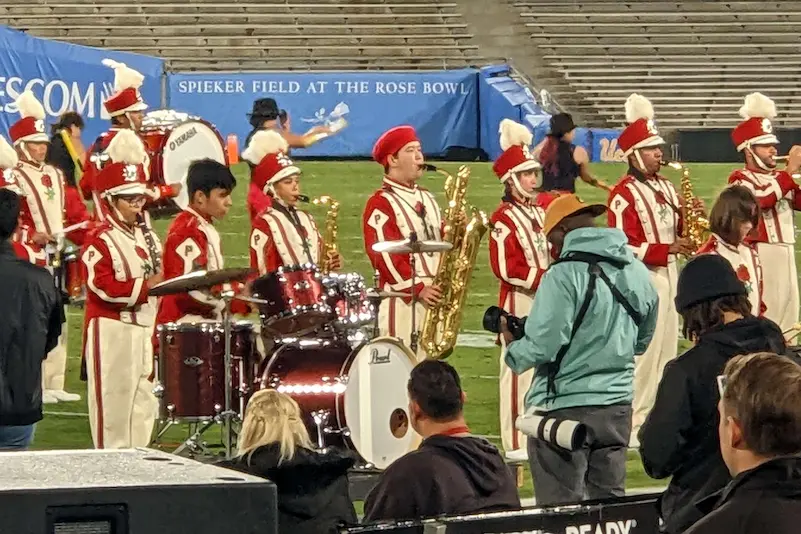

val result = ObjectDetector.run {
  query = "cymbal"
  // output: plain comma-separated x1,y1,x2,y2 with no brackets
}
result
148,268,254,296
365,289,408,299
372,239,453,254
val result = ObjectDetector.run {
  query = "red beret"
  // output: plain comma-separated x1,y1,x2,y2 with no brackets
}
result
372,125,420,166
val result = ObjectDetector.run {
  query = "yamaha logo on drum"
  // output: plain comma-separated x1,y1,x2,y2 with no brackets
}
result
369,348,391,364
169,126,198,151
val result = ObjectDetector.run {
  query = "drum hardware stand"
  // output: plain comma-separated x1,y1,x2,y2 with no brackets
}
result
311,410,331,449
408,232,420,353
220,289,240,460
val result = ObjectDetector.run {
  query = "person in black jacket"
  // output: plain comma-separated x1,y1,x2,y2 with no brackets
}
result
363,360,520,523
638,254,787,534
0,189,63,449
217,389,357,534
685,352,801,534
46,112,85,188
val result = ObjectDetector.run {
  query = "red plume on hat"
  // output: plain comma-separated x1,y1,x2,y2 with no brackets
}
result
9,90,49,145
732,92,778,152
492,119,540,183
618,94,664,156
102,59,148,117
95,130,148,197
242,130,300,193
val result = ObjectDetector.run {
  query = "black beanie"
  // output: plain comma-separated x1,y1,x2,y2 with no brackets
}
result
675,254,748,313
549,113,576,138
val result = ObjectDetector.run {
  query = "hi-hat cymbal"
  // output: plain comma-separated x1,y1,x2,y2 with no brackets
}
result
372,239,453,254
365,289,408,299
148,268,254,296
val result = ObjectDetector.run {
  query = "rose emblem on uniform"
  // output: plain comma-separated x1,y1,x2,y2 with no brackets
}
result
762,118,773,134
41,174,52,188
736,264,753,293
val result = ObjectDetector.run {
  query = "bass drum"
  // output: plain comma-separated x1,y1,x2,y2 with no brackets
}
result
139,110,227,211
259,337,420,469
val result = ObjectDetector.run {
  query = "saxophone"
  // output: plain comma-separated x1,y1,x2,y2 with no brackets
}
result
663,161,709,253
312,195,339,273
419,165,490,360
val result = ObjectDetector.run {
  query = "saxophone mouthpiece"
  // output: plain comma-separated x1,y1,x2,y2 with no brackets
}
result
661,160,684,171
296,194,310,203
422,164,438,172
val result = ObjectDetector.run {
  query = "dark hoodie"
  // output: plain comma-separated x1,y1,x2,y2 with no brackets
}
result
362,434,520,523
638,316,787,534
686,456,801,534
217,444,358,534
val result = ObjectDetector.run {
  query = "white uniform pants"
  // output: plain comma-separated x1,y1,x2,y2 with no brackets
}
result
632,262,679,443
378,296,427,361
85,317,157,449
500,290,534,453
757,243,798,340
42,306,68,391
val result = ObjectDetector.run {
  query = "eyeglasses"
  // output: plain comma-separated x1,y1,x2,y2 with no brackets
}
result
116,195,146,206
717,374,728,397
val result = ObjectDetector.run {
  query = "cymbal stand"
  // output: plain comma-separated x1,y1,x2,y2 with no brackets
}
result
220,289,238,460
408,232,419,353
371,269,381,338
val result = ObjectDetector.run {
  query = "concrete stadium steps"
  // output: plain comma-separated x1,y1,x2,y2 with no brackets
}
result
507,0,801,129
1,0,488,71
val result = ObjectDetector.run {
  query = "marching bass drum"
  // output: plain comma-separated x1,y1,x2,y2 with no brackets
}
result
259,336,420,469
139,110,227,211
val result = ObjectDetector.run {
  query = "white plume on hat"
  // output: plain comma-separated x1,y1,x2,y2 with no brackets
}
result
739,92,777,120
241,130,289,165
499,119,533,151
106,129,146,165
624,93,655,124
15,90,45,120
102,59,144,92
0,136,18,170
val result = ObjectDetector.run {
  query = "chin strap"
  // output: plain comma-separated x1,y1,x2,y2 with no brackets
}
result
745,146,774,172
634,149,646,173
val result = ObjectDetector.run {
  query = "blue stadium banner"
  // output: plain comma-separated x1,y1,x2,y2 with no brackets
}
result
168,70,479,157
0,26,164,145
591,128,625,162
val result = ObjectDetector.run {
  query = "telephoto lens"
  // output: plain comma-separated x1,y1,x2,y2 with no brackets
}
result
516,409,588,451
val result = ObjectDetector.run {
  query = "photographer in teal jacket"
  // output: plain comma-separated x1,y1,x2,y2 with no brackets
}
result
501,194,658,506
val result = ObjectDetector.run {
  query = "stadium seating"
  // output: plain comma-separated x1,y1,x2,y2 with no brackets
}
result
510,0,801,128
0,1,486,71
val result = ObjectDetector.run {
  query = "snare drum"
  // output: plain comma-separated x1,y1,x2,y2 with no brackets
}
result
251,265,335,336
259,336,420,469
139,110,227,211
155,321,257,421
61,246,85,304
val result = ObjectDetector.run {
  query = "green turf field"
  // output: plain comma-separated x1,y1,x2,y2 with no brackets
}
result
39,160,775,497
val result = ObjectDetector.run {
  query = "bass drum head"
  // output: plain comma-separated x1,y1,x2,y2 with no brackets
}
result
162,120,226,210
341,337,420,469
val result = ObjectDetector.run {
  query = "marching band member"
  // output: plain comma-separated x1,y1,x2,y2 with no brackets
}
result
9,90,90,404
607,94,694,445
156,159,251,327
489,119,553,461
244,130,343,274
728,92,801,336
81,129,163,449
362,125,442,360
0,135,37,262
80,59,180,221
697,186,765,316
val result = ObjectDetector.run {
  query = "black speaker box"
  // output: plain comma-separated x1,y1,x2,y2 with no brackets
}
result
0,448,277,534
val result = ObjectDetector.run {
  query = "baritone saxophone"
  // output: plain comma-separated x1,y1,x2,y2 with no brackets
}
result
419,165,490,360
312,195,340,273
662,161,709,253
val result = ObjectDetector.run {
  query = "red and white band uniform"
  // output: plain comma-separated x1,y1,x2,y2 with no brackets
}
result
250,201,321,274
608,94,681,440
157,208,250,327
81,130,160,449
728,168,799,331
9,91,90,402
697,234,764,316
363,177,442,360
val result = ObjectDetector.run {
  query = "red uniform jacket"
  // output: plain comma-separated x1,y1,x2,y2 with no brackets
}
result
728,168,801,244
697,234,766,315
156,208,249,326
249,204,321,275
608,172,684,267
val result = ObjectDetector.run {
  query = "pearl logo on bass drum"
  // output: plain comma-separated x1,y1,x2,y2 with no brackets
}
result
369,347,391,364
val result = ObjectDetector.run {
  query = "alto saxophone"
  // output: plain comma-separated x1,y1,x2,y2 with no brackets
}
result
662,161,709,253
419,165,490,360
312,195,340,273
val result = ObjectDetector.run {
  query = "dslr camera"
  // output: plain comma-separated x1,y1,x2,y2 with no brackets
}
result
483,306,527,341
516,407,588,452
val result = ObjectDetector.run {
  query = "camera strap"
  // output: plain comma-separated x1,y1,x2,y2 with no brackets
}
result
542,251,643,403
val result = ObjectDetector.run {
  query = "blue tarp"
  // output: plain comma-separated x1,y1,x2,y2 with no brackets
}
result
0,26,164,144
